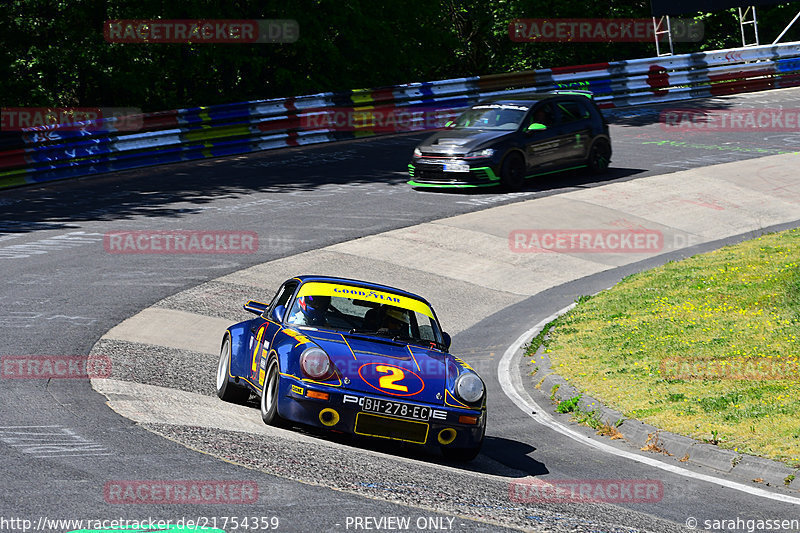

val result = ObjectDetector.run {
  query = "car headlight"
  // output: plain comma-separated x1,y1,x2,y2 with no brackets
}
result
300,347,331,379
465,148,494,159
413,148,423,157
455,373,484,403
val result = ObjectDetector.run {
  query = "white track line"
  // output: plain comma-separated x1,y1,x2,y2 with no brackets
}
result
497,306,800,505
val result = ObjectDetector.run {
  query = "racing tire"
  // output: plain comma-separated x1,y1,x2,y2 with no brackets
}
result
441,424,484,462
216,334,250,404
499,153,526,191
440,443,482,462
260,354,288,427
587,138,611,174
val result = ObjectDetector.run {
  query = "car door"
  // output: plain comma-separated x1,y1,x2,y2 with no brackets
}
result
522,102,562,170
249,280,297,387
553,99,593,163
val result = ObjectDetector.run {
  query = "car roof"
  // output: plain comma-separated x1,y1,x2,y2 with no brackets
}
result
477,91,594,107
289,275,433,305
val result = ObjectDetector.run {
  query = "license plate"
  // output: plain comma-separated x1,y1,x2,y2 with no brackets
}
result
362,397,430,421
443,162,469,172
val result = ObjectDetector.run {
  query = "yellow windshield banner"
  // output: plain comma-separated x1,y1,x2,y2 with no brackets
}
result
296,282,434,319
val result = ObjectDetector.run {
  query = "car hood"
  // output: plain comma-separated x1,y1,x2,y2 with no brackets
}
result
303,330,447,405
418,129,511,155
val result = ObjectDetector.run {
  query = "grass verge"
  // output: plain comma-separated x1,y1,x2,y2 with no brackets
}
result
526,228,800,465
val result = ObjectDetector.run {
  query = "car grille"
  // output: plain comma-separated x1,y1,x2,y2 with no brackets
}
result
354,412,430,444
413,163,493,183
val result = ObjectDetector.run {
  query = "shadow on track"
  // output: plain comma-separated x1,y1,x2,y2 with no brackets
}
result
411,166,647,197
603,98,735,128
0,133,430,234
284,418,548,477
2,130,652,235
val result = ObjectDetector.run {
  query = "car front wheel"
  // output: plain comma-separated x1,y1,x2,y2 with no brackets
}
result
440,424,484,462
500,153,526,191
441,444,482,462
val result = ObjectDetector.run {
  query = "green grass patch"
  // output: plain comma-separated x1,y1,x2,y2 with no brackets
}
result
555,394,606,430
557,394,582,413
527,228,800,465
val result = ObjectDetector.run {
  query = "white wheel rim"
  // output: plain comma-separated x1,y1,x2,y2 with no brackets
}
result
263,361,278,415
216,338,230,391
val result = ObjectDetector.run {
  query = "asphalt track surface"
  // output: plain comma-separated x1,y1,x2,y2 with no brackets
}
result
3,88,800,532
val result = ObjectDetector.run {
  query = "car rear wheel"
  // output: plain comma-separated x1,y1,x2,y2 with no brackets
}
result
500,153,526,191
260,354,287,426
587,139,611,174
216,335,249,403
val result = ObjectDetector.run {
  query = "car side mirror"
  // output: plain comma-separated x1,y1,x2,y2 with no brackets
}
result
527,123,547,132
243,300,269,315
270,304,286,323
441,332,452,351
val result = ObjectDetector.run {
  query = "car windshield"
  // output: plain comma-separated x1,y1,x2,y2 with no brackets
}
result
285,282,444,347
453,104,529,130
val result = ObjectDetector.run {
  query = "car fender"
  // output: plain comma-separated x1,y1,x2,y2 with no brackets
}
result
276,336,295,377
273,327,315,379
227,321,252,379
501,148,526,167
444,355,487,410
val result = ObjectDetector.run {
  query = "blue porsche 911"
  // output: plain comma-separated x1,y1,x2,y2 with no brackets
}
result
215,275,486,461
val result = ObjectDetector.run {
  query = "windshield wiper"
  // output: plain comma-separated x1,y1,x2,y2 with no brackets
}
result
348,328,380,335
348,329,411,342
429,340,448,351
392,335,447,351
346,330,446,350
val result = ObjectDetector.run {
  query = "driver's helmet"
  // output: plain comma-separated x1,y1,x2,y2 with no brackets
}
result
292,295,330,326
382,307,410,333
533,107,551,125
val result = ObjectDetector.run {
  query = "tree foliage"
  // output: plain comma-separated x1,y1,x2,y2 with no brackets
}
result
2,0,799,110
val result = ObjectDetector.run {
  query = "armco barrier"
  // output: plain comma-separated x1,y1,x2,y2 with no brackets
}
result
2,41,800,190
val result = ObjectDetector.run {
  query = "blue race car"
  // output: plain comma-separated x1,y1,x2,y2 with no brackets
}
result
215,275,486,461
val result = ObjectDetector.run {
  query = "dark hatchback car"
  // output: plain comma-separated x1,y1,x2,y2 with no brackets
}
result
408,91,611,190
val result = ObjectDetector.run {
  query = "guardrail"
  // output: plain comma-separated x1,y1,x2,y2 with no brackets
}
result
2,41,800,190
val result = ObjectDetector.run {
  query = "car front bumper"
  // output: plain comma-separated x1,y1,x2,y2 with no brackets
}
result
276,377,485,450
408,159,500,188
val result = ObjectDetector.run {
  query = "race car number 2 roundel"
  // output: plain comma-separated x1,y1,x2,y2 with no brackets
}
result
357,363,425,397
